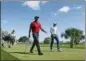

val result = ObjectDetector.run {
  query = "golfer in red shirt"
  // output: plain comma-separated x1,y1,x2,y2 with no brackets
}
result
29,16,47,55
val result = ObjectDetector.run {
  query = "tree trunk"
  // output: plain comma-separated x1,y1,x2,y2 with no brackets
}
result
70,40,73,48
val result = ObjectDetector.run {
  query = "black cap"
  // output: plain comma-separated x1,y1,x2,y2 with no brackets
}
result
34,16,39,19
53,22,57,25
12,30,15,32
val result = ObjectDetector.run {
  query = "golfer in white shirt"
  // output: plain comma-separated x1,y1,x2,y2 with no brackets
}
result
50,23,62,52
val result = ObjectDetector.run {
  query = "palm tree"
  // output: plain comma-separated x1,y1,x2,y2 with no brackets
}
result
61,28,85,48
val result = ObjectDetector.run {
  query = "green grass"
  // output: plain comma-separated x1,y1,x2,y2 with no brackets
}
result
1,43,85,60
40,43,85,49
1,48,19,60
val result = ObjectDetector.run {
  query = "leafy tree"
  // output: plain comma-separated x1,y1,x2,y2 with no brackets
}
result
18,36,29,43
44,37,51,44
61,28,85,48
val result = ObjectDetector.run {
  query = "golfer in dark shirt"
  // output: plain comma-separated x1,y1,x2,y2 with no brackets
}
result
29,16,47,55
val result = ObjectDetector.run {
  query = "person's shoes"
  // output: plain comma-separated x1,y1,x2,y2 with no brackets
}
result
8,46,11,48
50,49,54,52
38,53,43,55
30,51,33,53
57,49,62,52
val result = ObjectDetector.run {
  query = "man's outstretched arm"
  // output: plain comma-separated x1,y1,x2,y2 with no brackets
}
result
41,28,47,34
40,24,47,33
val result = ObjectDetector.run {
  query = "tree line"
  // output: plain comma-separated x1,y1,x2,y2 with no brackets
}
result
1,28,85,48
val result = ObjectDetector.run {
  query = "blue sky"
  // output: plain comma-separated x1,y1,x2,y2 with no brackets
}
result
1,1,85,42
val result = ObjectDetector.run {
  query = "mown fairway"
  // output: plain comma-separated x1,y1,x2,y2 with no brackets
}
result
1,43,85,60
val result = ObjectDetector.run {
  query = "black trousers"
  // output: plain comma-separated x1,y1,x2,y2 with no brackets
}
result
30,32,42,53
50,34,60,50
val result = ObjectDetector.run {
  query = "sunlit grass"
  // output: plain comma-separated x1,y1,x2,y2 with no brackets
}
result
1,43,85,60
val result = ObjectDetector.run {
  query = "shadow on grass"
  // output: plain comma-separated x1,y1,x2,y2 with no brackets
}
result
34,50,49,52
10,52,29,54
1,49,20,60
10,52,37,55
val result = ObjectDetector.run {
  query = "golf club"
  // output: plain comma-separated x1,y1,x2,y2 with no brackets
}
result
24,37,30,54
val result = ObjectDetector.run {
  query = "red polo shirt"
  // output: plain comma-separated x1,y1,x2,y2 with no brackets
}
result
30,21,41,33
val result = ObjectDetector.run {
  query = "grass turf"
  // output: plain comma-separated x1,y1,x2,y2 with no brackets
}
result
1,43,85,60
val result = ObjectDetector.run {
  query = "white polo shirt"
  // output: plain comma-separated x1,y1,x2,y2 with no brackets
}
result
50,26,57,35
